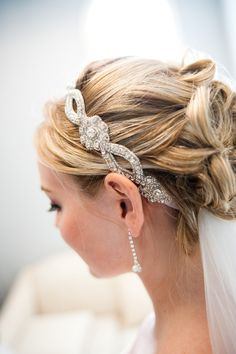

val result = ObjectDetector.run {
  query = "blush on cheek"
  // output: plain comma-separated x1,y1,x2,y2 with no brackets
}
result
61,224,89,259
59,221,79,249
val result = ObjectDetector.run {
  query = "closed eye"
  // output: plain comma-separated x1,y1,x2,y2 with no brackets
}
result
47,202,61,212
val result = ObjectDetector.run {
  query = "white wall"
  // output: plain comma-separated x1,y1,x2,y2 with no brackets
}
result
169,0,235,76
222,0,236,78
0,0,235,306
0,0,88,305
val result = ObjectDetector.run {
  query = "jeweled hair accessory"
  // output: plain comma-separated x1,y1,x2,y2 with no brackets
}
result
64,86,177,208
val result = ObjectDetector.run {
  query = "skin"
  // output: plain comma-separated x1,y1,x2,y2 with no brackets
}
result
38,161,213,354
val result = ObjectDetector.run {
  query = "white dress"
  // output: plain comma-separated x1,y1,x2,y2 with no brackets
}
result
120,312,156,354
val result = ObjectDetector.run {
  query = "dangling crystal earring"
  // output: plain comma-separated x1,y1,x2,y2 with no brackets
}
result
128,229,142,273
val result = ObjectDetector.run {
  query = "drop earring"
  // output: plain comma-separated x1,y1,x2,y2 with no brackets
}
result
128,229,142,273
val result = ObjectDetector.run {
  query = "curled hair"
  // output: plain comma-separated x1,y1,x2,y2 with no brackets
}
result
34,57,236,255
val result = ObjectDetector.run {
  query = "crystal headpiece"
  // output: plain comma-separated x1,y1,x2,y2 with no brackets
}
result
64,87,177,208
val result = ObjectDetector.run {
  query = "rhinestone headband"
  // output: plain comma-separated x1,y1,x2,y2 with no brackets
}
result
64,87,177,209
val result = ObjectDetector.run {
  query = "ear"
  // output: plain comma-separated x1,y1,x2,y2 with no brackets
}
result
104,172,144,237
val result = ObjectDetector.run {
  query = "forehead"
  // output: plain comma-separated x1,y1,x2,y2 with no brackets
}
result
37,161,74,193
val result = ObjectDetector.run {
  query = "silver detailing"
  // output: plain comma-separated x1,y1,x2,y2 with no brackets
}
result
128,229,142,273
64,87,174,205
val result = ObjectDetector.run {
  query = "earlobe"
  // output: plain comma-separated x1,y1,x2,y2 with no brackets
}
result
104,172,144,237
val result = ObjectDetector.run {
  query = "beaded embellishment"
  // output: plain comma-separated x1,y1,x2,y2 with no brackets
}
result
128,229,142,273
64,87,174,205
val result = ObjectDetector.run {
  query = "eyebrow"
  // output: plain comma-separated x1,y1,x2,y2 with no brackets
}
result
40,186,52,193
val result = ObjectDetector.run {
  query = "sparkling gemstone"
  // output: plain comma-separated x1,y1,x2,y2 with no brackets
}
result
132,263,142,273
65,88,174,206
86,127,97,138
94,141,100,150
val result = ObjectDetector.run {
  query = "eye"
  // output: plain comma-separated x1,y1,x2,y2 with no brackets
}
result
47,202,61,212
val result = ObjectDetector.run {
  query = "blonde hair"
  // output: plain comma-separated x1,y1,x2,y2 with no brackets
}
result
34,57,236,255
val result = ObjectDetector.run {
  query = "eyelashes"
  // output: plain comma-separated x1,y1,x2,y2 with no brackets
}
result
47,202,61,212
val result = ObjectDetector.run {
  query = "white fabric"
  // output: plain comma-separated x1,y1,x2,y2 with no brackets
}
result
198,208,236,354
0,345,16,354
14,310,136,354
120,312,156,354
0,251,152,354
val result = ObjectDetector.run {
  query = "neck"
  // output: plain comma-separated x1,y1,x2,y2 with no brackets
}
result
151,294,211,353
138,231,213,353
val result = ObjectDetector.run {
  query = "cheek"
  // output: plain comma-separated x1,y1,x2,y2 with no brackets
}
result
57,207,101,260
58,210,84,252
57,206,131,276
78,217,131,275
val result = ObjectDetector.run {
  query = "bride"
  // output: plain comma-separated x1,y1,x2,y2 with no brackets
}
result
35,56,236,354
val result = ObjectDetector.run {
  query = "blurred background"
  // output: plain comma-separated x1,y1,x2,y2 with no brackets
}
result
0,0,236,353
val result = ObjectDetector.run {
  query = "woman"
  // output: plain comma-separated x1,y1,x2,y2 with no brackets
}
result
35,56,236,354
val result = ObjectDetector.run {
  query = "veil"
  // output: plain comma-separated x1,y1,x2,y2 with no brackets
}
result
183,48,236,353
198,208,236,354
